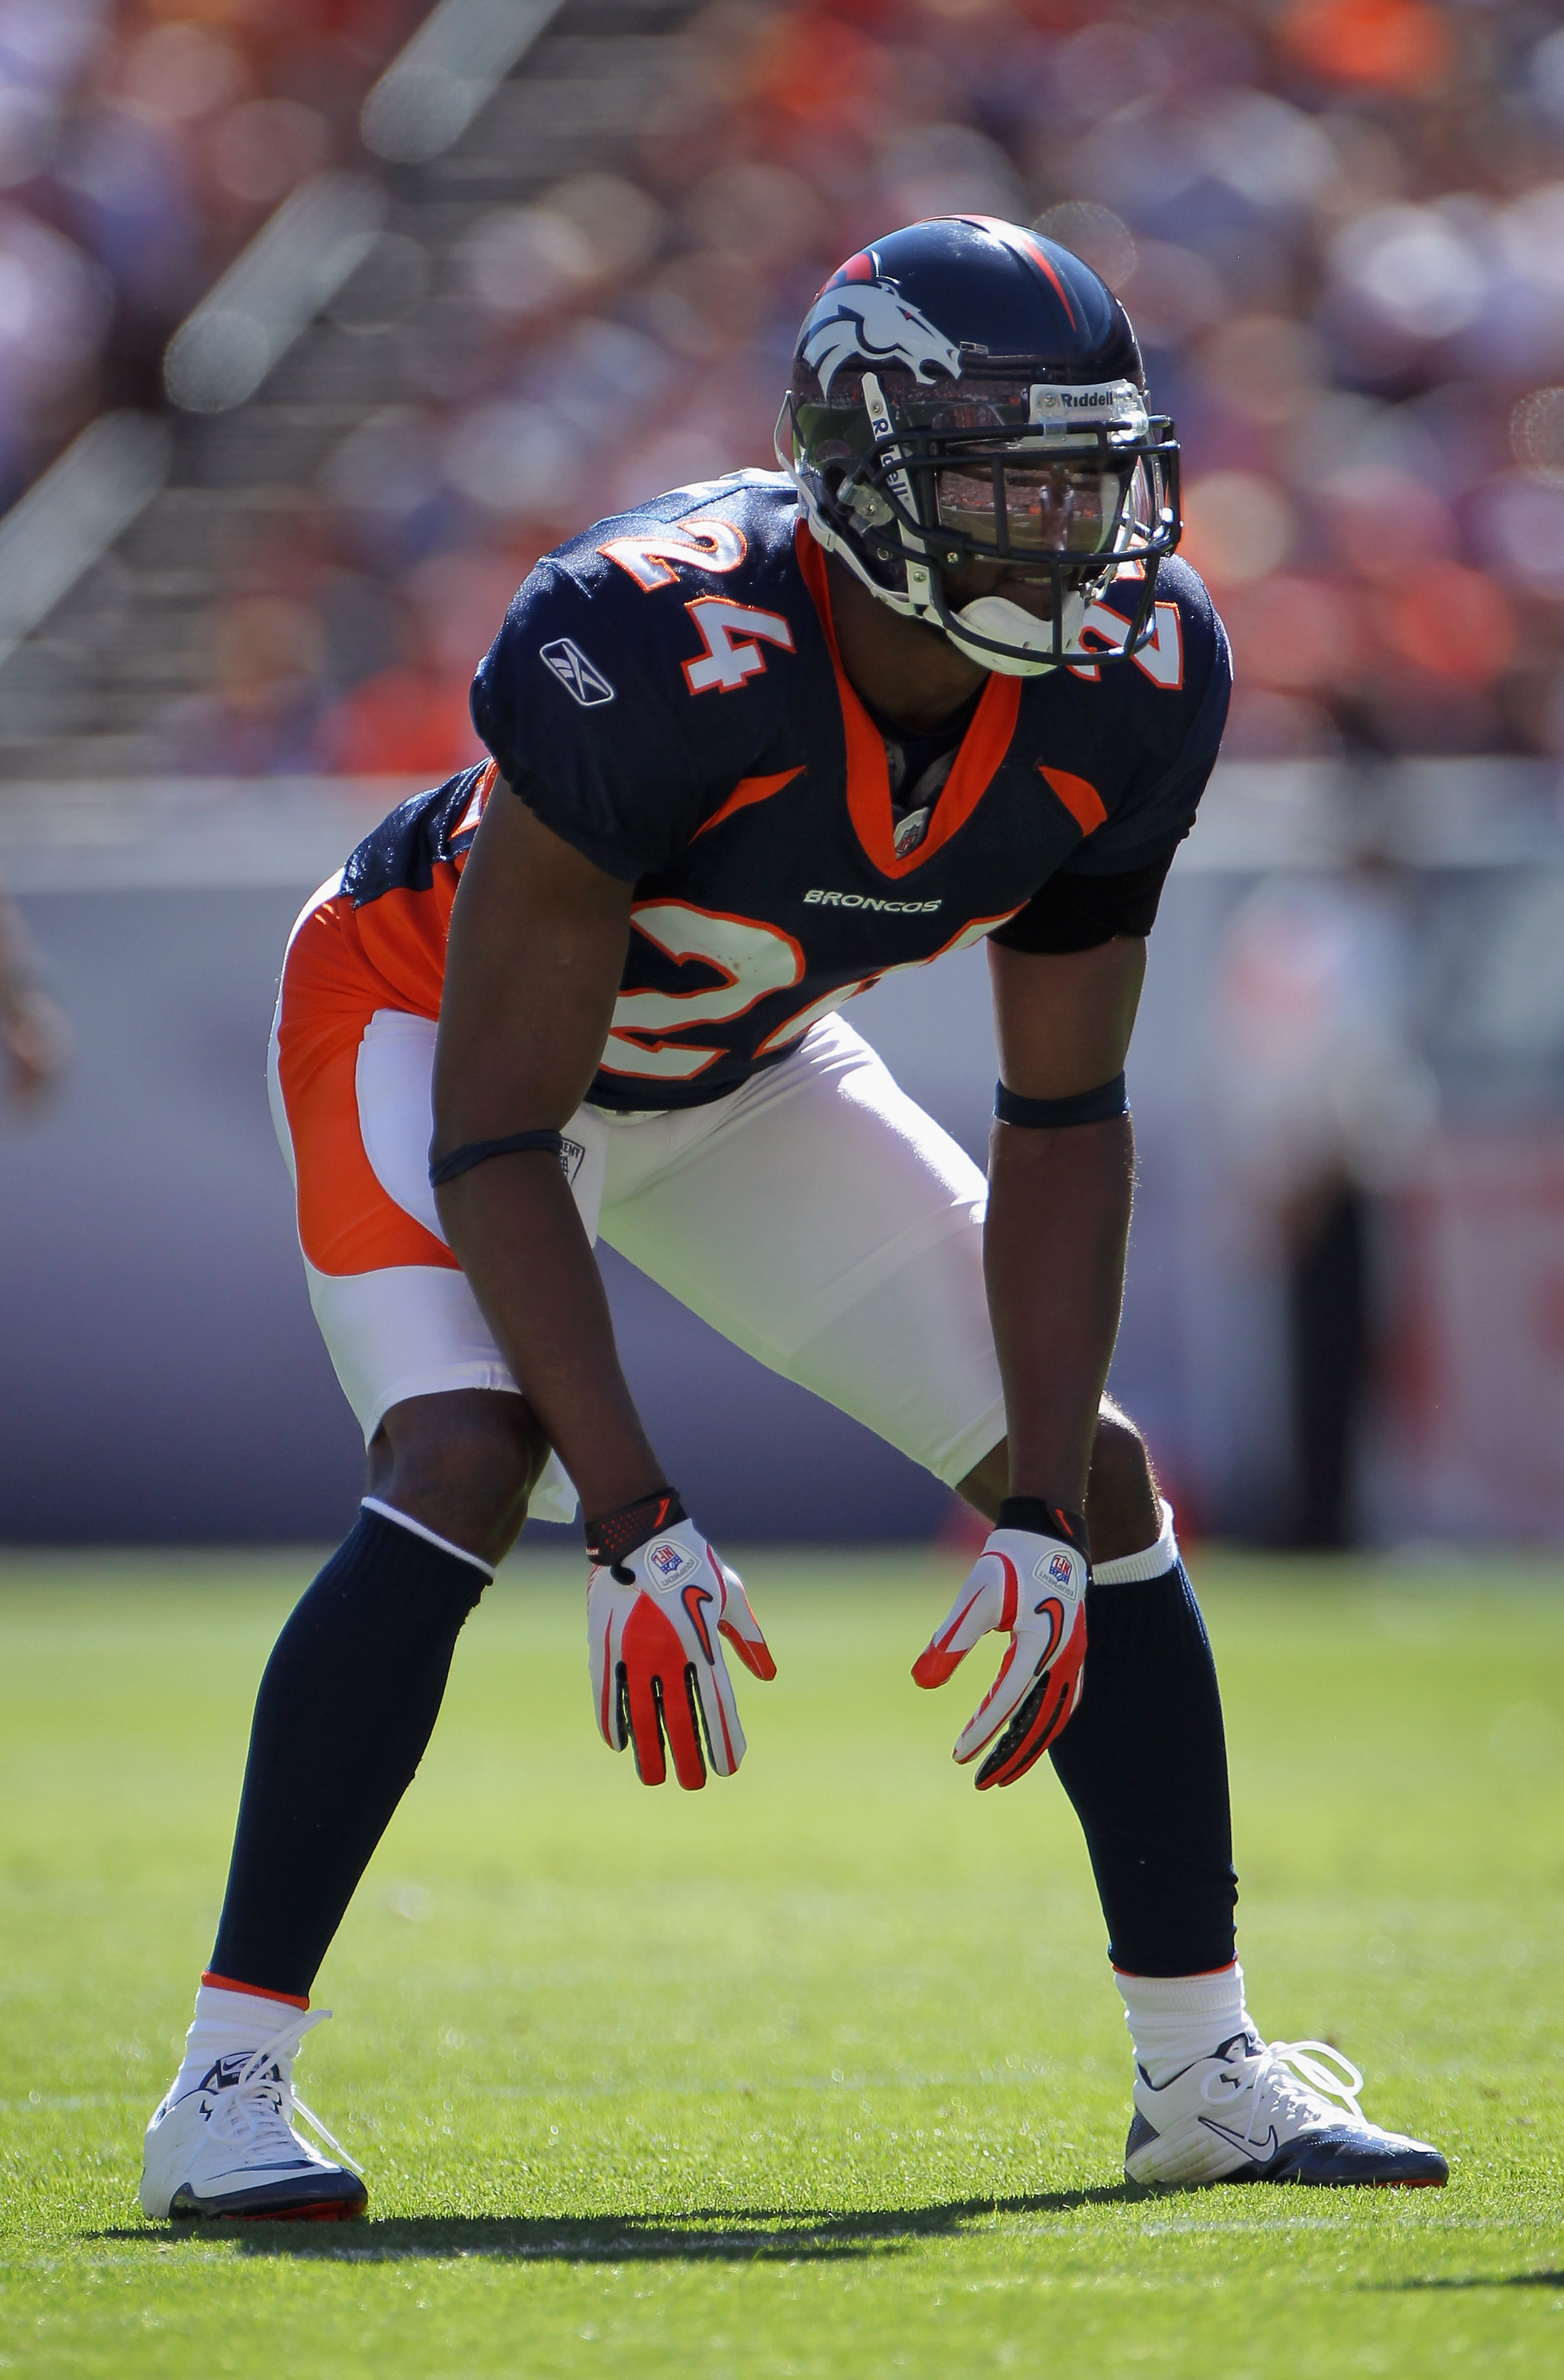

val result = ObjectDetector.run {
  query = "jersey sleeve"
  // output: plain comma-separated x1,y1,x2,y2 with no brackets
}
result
469,561,704,883
990,835,1184,954
991,575,1231,956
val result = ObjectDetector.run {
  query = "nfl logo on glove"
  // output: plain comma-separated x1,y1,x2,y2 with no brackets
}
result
1047,1552,1074,1586
648,1540,694,1584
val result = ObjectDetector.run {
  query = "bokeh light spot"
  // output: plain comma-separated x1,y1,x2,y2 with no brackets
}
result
1182,472,1296,588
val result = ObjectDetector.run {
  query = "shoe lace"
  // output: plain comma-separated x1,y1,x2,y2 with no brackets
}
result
207,2008,362,2174
1201,2038,1365,2147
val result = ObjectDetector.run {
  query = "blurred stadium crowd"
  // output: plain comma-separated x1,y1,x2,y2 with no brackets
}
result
0,0,420,481
10,0,1564,773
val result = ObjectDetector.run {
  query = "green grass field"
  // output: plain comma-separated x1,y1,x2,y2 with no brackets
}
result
3,1546,1564,2377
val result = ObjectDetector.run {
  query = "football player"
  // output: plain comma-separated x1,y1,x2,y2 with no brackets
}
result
139,218,1446,2220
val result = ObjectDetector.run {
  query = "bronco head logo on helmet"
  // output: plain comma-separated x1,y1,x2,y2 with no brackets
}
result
799,280,964,398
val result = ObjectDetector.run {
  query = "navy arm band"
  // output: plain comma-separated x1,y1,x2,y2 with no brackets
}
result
994,1073,1128,1129
429,1129,564,1187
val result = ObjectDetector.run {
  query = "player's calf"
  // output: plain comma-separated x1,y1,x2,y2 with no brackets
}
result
206,1497,496,2001
936,1461,1445,2186
142,1390,553,2214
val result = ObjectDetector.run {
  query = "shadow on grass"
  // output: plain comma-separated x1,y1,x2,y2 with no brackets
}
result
1374,2271,1564,2293
92,2183,1144,2264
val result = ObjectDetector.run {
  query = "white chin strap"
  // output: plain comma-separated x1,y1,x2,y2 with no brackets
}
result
942,590,1089,677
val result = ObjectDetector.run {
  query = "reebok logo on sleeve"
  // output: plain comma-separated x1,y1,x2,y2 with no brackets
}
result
539,638,616,707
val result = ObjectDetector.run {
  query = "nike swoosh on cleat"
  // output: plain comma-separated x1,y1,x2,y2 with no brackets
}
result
1140,2057,1209,2090
1138,2037,1257,2094
1200,2118,1280,2162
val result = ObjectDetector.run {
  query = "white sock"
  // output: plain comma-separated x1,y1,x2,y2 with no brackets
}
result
1093,1497,1179,1585
171,1980,306,2098
1115,1962,1258,2086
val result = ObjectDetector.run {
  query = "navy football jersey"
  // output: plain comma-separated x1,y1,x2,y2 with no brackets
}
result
345,471,1230,1113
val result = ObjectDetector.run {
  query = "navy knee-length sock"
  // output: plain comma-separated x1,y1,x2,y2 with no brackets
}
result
209,1503,491,2000
1049,1517,1238,1977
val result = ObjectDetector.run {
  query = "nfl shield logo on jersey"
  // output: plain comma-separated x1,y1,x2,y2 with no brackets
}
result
539,637,615,707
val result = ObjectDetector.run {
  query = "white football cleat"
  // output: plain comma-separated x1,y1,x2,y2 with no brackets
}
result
139,2007,367,2221
1125,2031,1448,2190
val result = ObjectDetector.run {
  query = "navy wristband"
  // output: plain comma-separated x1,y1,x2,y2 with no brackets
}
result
998,1497,1089,1562
429,1129,564,1187
994,1073,1128,1129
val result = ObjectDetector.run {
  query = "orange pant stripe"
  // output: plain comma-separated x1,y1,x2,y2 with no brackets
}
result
275,888,458,1278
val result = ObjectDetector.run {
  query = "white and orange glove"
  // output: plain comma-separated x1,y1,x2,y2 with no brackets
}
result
913,1499,1089,1788
586,1490,775,1789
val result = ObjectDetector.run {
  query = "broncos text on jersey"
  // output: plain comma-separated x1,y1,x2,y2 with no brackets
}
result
340,469,1231,1112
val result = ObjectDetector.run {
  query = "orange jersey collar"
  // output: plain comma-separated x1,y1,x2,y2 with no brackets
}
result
794,520,1021,882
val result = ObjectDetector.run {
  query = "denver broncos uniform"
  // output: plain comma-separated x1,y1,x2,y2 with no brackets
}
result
269,471,1229,1523
143,214,1450,2230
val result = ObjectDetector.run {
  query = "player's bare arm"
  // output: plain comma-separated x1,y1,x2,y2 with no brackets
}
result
913,935,1146,1788
431,793,660,1520
984,934,1146,1518
432,789,775,1789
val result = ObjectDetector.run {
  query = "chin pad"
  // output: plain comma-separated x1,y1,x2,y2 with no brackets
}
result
945,591,1087,676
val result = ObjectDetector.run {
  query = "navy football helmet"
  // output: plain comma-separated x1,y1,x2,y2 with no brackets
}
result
776,216,1180,675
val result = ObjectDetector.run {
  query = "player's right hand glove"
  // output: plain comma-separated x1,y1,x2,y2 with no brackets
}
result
912,1501,1089,1788
585,1490,775,1790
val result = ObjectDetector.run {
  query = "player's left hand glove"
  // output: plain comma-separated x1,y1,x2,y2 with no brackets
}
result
586,1491,775,1790
912,1501,1089,1787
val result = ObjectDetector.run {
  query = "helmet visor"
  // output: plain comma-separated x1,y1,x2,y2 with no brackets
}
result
934,460,1126,558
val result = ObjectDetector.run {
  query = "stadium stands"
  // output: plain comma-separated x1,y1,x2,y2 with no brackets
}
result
5,0,1564,780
